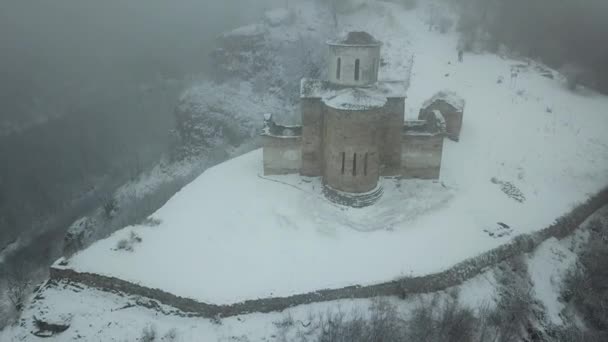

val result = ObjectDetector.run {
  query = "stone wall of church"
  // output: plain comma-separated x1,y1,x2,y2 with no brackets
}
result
401,133,444,179
379,98,405,176
262,135,301,175
301,98,324,176
323,106,384,193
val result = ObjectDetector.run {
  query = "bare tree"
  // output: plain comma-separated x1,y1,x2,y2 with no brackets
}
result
1,263,31,312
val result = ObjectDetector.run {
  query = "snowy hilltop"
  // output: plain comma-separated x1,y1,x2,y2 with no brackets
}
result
2,1,608,340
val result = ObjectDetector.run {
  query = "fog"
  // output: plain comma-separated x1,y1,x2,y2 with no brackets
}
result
0,0,607,337
0,2,284,325
0,0,281,131
0,0,282,250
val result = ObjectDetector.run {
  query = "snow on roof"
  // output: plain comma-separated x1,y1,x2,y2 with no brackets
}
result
322,88,387,111
421,90,466,111
327,31,382,46
301,79,408,99
261,117,302,138
432,110,447,132
403,120,441,136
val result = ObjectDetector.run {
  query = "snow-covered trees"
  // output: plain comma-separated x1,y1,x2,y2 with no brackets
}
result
562,216,608,338
451,0,608,93
560,63,596,91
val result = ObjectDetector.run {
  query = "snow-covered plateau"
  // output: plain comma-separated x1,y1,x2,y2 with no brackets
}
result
3,0,608,340
56,0,608,306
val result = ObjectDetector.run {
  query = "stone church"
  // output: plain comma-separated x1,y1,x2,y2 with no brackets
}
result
262,31,463,201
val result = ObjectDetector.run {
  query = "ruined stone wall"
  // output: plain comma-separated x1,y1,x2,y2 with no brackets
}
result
419,100,463,141
262,135,301,175
301,98,323,176
401,133,443,179
51,187,608,318
323,106,383,193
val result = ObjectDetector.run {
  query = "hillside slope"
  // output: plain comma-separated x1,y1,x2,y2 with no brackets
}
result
2,0,608,340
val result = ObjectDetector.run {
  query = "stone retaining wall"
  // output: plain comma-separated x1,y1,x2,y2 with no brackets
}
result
261,135,302,175
50,187,608,318
401,133,443,179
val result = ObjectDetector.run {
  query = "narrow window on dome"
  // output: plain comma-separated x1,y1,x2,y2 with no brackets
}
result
354,59,360,81
352,153,357,176
364,152,368,176
336,58,341,80
341,152,345,174
372,58,377,77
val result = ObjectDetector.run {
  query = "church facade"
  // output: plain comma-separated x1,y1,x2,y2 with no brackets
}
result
262,32,450,197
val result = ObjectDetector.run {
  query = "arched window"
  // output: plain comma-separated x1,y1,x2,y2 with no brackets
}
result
352,153,357,176
363,153,368,176
341,152,345,174
336,58,341,80
354,59,360,81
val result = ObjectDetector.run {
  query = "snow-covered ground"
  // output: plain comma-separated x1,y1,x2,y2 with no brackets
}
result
4,216,597,341
1,265,498,342
56,0,608,306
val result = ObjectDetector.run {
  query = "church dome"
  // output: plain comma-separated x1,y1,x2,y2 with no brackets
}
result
322,88,387,111
327,32,382,87
327,31,382,46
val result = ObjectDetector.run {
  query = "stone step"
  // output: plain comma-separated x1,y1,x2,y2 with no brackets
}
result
322,184,384,208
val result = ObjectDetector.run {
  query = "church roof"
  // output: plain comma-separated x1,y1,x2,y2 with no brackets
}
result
421,90,466,111
322,88,387,111
300,79,408,99
327,31,382,47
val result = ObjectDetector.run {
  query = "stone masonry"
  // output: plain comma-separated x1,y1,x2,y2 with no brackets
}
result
262,32,451,201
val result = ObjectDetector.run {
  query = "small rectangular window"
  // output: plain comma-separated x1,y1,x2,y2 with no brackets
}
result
372,58,377,77
354,59,360,81
336,58,341,80
341,152,345,174
352,153,357,176
364,153,368,176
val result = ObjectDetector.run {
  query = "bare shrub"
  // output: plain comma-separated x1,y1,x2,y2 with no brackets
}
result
277,299,406,342
114,231,142,252
551,324,608,342
115,238,132,252
130,231,142,243
560,63,596,91
273,311,295,330
490,257,536,342
210,313,222,325
0,292,18,330
0,263,32,312
277,296,485,342
162,328,178,341
407,292,476,342
103,198,118,219
562,213,608,333
140,324,157,342
140,217,162,227
366,299,407,341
